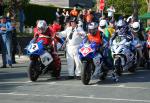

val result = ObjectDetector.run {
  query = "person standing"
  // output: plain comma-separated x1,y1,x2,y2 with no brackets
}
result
58,17,86,79
70,7,78,17
18,8,25,33
56,8,61,23
0,16,13,68
107,5,115,21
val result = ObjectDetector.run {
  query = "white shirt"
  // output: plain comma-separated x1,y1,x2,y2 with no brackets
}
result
107,7,115,17
58,26,86,46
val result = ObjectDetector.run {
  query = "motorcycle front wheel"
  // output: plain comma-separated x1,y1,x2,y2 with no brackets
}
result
114,57,122,76
81,61,93,85
28,61,40,81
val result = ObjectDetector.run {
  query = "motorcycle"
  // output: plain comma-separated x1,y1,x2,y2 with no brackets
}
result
147,31,150,69
26,38,61,81
111,35,137,77
78,39,108,85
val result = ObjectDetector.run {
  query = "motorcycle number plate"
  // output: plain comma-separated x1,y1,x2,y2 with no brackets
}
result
40,51,53,66
28,43,39,53
79,46,93,57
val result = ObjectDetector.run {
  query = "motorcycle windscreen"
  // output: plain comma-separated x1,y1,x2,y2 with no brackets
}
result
40,51,53,66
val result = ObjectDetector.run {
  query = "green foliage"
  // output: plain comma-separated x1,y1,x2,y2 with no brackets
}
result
106,0,147,15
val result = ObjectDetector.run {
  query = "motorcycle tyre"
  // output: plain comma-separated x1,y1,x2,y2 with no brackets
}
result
28,61,40,82
128,65,136,73
114,57,122,76
81,62,92,85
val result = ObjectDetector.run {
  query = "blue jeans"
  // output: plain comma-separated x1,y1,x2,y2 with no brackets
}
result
0,32,12,66
19,22,24,33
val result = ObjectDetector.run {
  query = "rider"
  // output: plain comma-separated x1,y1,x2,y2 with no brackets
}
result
87,22,103,46
86,22,108,78
110,19,132,46
99,19,113,68
33,20,62,78
98,19,110,41
131,21,147,64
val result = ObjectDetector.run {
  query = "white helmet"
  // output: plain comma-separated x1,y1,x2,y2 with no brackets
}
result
37,20,47,33
99,20,107,27
131,22,140,33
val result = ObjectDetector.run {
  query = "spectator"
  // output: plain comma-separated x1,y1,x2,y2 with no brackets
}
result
70,7,78,17
62,9,70,24
51,21,61,33
6,12,17,64
93,9,101,22
56,8,61,23
0,16,13,68
85,10,94,31
64,11,70,23
107,5,115,20
108,20,115,37
18,8,25,33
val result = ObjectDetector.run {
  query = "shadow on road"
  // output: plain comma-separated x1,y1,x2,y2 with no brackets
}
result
94,68,150,85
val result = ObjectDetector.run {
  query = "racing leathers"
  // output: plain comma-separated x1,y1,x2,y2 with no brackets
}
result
33,26,62,77
87,30,107,77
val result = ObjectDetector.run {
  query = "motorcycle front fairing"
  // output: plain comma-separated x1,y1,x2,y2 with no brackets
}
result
26,40,45,56
78,38,98,61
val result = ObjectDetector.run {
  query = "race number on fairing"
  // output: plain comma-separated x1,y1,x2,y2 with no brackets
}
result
79,46,93,57
28,43,39,53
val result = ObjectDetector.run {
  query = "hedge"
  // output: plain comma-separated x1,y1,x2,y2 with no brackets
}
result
24,4,58,26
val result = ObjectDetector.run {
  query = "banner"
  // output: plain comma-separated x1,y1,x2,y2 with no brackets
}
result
99,0,105,11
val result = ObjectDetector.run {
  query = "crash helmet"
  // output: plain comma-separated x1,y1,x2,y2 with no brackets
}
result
37,20,48,33
131,21,140,33
116,19,126,30
99,19,107,29
88,22,98,35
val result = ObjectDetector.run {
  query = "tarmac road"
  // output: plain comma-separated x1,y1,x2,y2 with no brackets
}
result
0,54,150,103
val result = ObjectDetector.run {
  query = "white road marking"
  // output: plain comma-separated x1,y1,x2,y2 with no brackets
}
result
0,92,150,103
118,84,125,87
0,81,30,84
0,81,150,90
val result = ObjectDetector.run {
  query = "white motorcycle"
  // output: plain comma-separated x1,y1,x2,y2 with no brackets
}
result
111,36,137,77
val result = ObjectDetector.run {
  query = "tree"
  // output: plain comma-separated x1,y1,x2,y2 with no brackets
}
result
145,0,150,22
3,0,30,19
106,0,147,15
145,0,150,12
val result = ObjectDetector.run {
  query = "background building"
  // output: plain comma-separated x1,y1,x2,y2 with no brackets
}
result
30,0,95,8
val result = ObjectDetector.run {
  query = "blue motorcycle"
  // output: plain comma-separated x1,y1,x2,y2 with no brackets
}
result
78,38,108,85
26,39,61,81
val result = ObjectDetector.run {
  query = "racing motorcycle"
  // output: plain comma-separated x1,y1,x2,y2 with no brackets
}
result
78,39,108,85
26,38,61,81
111,36,137,77
147,31,150,69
